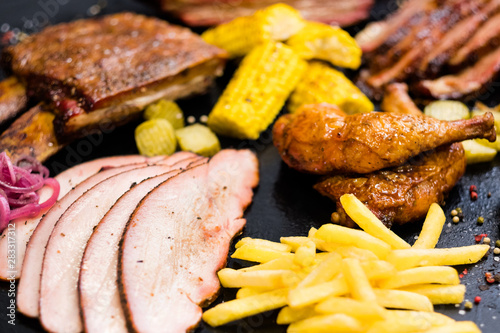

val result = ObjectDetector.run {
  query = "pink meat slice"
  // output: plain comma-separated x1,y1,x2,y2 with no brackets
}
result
119,149,259,333
79,156,206,333
0,154,158,280
17,152,195,318
39,157,198,333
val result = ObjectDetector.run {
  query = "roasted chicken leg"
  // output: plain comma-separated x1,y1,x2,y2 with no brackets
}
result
273,107,495,175
314,142,466,228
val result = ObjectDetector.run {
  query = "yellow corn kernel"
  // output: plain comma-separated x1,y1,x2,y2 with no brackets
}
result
144,100,184,129
135,119,177,157
288,61,373,115
201,3,304,58
175,124,220,157
287,22,362,69
207,41,307,140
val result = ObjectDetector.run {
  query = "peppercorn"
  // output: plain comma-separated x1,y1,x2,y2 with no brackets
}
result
474,296,481,304
452,216,460,224
496,240,500,248
477,216,484,225
464,301,473,310
470,185,477,193
331,212,340,224
451,209,458,217
471,192,478,200
456,207,463,214
484,237,491,245
485,272,495,284
488,192,492,198
495,273,500,283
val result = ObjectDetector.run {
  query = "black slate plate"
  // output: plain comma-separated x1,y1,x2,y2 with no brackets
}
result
0,1,500,332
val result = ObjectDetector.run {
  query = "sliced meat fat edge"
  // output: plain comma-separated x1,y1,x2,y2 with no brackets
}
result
119,149,259,333
39,157,198,333
17,151,195,319
0,154,158,280
79,156,206,333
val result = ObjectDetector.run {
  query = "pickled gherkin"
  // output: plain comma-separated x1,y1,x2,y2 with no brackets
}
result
135,119,177,156
144,100,185,129
423,101,470,121
175,124,220,157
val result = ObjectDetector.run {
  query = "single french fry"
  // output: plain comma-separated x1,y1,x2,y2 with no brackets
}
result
378,266,459,289
281,236,314,252
386,245,489,270
315,297,387,321
288,313,364,333
236,237,292,252
315,224,391,259
412,203,446,249
308,227,318,238
400,284,466,305
367,309,454,333
202,288,289,327
373,289,434,312
218,268,299,288
423,321,480,333
240,256,297,272
340,194,411,250
343,258,377,302
294,241,316,267
361,260,397,280
232,244,295,263
296,252,342,288
288,276,349,308
336,246,379,261
236,287,271,299
277,305,317,325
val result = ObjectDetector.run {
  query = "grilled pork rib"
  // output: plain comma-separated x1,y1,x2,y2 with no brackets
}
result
315,143,466,228
0,12,226,161
119,149,259,333
0,76,27,125
273,106,495,175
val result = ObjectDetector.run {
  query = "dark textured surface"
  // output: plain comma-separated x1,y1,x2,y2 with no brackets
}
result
0,1,499,332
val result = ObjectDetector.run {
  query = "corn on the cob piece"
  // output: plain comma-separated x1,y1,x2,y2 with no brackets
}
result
144,99,185,129
201,4,304,58
288,61,373,115
175,124,221,157
135,119,177,156
207,41,307,140
287,22,362,69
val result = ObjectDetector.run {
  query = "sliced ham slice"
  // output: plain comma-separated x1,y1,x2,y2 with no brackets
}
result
119,149,259,333
39,158,198,333
79,156,206,333
0,154,158,281
17,152,195,318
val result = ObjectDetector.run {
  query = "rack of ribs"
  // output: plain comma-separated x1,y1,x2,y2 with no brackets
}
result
0,12,227,162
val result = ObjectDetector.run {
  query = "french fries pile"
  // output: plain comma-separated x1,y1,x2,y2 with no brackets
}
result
202,4,372,140
203,194,487,332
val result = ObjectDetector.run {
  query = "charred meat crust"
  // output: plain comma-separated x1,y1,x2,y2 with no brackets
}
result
0,76,28,125
3,12,227,112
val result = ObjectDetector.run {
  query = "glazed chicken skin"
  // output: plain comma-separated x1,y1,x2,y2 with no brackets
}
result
314,143,466,228
273,106,495,175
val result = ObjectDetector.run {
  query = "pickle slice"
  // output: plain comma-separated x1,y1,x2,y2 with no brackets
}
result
175,124,221,157
424,100,469,121
144,100,185,129
135,119,177,157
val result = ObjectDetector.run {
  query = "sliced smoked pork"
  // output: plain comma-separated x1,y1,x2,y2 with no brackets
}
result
0,154,159,281
119,149,259,333
39,157,198,333
79,156,206,333
17,152,194,318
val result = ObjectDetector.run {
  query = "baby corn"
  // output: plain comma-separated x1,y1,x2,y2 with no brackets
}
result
207,41,307,140
288,61,373,114
287,22,362,69
201,4,304,58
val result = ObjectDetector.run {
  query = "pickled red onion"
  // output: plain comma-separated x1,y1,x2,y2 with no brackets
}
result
0,152,60,231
